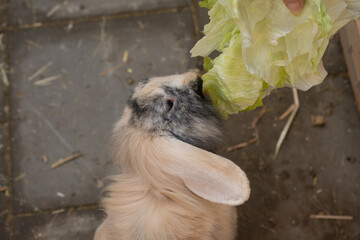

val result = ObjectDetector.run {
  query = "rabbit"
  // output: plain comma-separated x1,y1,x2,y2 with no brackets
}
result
94,72,250,240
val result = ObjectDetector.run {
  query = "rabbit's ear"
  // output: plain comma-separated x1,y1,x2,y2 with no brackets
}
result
164,138,250,206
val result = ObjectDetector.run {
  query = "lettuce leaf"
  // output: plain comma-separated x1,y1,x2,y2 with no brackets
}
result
191,0,360,117
191,2,236,57
202,33,265,117
199,0,218,9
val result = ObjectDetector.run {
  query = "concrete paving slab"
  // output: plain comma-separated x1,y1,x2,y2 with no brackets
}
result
12,208,103,240
220,75,360,240
0,37,9,239
8,10,197,212
8,0,188,26
0,125,9,240
0,34,6,123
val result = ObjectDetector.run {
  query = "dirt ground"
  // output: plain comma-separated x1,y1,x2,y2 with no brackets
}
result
0,1,359,239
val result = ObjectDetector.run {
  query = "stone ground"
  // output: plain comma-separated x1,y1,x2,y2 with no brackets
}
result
0,1,359,240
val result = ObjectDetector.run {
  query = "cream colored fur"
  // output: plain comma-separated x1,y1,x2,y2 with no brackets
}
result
94,73,250,240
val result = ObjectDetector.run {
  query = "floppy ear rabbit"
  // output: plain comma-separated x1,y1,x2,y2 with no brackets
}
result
94,72,250,240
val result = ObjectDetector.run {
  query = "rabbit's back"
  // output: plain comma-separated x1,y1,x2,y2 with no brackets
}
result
96,175,237,240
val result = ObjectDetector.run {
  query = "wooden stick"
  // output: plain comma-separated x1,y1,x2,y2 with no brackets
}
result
50,153,84,169
340,21,360,116
310,214,353,220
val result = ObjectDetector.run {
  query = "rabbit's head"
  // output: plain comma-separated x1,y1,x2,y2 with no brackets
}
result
112,72,250,206
127,72,222,152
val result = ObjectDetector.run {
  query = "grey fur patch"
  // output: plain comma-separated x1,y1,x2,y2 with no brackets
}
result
127,78,222,152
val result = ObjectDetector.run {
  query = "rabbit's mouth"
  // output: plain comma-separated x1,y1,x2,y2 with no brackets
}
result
189,77,205,99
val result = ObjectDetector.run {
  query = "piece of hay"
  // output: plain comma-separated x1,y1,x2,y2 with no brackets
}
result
50,153,84,169
28,62,53,81
34,75,61,86
310,214,353,220
227,107,268,152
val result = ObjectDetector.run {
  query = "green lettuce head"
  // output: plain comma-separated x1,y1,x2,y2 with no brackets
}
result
191,0,360,118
